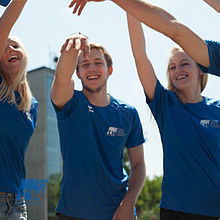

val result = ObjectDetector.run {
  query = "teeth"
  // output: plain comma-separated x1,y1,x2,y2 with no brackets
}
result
8,56,18,62
88,76,99,80
176,75,187,80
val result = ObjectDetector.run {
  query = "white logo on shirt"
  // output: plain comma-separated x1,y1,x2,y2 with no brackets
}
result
107,127,126,137
88,105,94,113
200,120,220,128
200,120,210,127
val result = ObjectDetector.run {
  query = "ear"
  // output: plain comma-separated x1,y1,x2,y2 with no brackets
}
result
107,66,113,77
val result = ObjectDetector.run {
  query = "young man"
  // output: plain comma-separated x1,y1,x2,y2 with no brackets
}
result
51,33,146,220
69,0,219,76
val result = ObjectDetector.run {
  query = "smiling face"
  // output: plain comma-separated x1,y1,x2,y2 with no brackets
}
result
0,37,25,82
77,48,113,94
167,49,202,93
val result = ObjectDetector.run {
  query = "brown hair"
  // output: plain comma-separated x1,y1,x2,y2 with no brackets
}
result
76,43,113,71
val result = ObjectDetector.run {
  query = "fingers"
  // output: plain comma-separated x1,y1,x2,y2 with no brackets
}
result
69,0,87,15
77,1,87,15
69,0,76,8
66,38,74,52
60,33,89,56
75,38,81,50
80,37,89,57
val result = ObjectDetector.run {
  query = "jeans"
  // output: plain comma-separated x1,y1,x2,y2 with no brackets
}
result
0,193,27,220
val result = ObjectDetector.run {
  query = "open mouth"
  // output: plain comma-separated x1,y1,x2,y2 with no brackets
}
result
8,56,19,63
176,74,188,80
87,75,100,81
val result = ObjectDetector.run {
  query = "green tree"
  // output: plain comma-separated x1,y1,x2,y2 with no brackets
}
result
48,173,61,216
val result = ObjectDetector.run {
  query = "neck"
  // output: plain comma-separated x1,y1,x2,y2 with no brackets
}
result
176,87,203,103
83,88,110,107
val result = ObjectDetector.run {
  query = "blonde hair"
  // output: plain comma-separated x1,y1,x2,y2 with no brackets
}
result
76,43,113,71
0,36,32,112
166,46,208,93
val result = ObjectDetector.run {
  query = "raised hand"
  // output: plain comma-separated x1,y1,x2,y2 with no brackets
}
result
61,33,89,56
69,0,104,16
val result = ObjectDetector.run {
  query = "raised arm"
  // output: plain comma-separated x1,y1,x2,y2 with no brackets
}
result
127,13,157,101
0,0,27,59
51,33,89,110
203,0,220,12
113,145,146,220
70,0,209,68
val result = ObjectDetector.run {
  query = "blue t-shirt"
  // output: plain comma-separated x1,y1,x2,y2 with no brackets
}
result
52,90,145,220
146,81,220,217
0,82,38,195
199,40,220,76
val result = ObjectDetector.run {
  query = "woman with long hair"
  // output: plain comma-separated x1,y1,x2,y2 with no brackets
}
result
0,0,38,219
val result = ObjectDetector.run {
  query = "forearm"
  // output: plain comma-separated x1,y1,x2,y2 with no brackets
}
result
0,0,27,37
203,0,220,12
55,49,78,84
123,162,146,207
51,49,78,108
127,13,157,100
0,0,27,58
114,0,177,38
127,13,146,59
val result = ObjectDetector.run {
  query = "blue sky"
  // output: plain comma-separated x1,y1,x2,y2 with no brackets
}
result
1,0,219,178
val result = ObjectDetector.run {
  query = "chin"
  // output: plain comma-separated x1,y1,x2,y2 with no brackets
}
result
83,85,103,93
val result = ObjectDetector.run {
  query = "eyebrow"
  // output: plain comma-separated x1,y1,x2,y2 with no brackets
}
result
80,58,103,64
169,59,190,66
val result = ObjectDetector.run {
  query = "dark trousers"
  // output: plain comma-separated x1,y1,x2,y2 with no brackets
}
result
56,213,138,220
160,208,219,220
56,213,87,220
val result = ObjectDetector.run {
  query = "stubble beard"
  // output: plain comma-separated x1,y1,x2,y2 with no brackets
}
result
82,79,107,94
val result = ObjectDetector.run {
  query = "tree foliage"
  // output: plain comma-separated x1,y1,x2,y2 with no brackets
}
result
48,173,61,215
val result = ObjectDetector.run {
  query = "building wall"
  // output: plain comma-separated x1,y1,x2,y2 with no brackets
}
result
25,67,61,220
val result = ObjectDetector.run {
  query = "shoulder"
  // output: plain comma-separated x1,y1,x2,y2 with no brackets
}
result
110,96,137,112
205,40,220,48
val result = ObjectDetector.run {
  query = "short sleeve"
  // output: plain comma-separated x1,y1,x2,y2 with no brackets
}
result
51,90,82,120
126,108,145,148
145,80,170,125
198,40,220,77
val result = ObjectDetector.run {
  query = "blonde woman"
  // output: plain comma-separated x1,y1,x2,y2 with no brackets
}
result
126,13,219,220
0,0,38,219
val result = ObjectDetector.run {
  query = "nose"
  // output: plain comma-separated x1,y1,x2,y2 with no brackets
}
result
88,63,96,71
176,64,183,72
